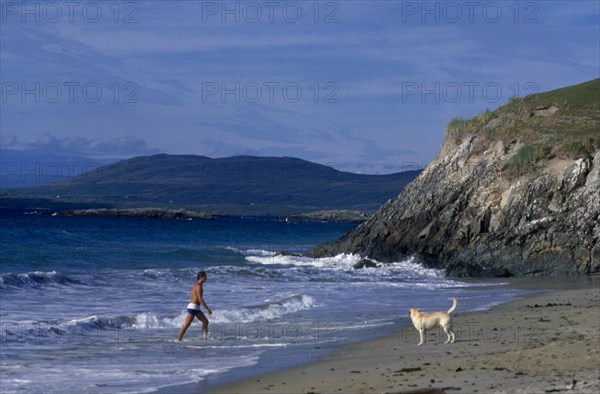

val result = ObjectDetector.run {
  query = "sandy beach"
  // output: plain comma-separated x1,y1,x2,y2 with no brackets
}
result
208,282,600,393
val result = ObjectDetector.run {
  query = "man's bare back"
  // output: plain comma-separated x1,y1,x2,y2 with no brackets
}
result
190,281,203,305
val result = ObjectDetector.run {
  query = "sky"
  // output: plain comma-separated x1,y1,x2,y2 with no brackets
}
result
1,0,599,177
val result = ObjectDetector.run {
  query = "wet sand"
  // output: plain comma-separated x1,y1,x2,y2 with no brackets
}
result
208,284,599,393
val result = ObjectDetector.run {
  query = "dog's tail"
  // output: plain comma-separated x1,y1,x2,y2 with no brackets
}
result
447,297,457,314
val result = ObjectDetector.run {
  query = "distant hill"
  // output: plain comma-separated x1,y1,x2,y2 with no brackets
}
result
0,149,117,188
3,155,421,215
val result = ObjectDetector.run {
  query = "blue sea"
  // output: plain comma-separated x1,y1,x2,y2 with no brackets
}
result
0,209,531,393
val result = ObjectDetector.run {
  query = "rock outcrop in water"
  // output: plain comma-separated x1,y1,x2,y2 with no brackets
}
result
311,79,600,277
56,208,213,220
284,210,369,223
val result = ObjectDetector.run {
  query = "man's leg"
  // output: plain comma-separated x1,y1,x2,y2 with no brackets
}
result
178,313,195,341
196,312,209,339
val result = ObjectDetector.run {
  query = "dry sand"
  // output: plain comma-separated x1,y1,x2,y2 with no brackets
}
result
208,285,600,393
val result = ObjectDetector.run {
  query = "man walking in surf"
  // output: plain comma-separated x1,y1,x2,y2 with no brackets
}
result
178,271,212,341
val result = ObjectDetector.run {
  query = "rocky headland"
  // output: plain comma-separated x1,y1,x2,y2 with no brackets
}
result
311,79,600,277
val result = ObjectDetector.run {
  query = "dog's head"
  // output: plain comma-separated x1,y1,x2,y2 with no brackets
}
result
408,308,422,318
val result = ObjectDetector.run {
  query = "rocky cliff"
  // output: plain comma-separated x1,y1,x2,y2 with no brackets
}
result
311,79,600,277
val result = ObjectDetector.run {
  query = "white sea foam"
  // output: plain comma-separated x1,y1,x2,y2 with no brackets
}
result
34,293,317,336
142,269,176,280
195,343,289,349
1,355,261,394
244,252,444,279
210,294,316,324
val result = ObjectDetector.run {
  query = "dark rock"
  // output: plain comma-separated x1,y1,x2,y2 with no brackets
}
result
277,251,302,257
353,259,378,269
562,159,590,192
491,268,514,278
591,243,600,273
396,367,421,373
286,210,369,223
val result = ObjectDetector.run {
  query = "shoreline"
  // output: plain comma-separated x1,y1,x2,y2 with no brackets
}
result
195,277,600,394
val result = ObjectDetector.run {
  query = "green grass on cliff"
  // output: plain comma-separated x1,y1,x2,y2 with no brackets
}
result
445,78,600,177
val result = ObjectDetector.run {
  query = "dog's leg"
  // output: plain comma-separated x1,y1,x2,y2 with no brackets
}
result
443,324,452,343
443,323,456,343
418,328,425,345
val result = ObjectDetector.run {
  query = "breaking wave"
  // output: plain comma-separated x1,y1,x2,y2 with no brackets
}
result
210,294,315,324
2,293,316,342
244,251,444,279
0,271,82,291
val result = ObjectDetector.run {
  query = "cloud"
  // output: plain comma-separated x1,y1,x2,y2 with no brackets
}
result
3,133,159,157
91,136,159,156
1,1,598,173
0,134,19,147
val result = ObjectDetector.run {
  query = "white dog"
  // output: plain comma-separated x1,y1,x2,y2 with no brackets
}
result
408,298,457,345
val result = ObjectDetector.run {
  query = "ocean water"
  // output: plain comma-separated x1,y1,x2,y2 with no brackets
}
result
0,209,530,393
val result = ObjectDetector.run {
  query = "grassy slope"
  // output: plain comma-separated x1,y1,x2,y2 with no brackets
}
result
445,78,600,176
